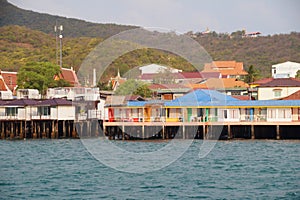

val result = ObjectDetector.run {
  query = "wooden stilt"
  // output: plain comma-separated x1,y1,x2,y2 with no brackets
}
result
228,124,231,140
10,122,14,139
251,125,255,139
276,125,280,140
20,121,24,139
1,122,5,139
203,125,206,139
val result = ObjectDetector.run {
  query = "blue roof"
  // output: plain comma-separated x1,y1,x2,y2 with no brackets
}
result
165,89,239,107
127,89,300,107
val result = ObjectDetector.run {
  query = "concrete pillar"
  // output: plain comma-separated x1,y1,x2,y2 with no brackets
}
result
142,125,145,139
162,125,165,139
182,125,185,139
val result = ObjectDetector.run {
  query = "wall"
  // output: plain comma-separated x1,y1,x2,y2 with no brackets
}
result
258,87,300,100
57,106,75,120
267,108,292,122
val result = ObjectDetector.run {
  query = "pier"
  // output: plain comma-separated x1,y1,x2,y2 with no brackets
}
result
103,121,300,140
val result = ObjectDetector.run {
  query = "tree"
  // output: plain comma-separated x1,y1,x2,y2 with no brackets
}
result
245,65,260,83
296,70,300,79
17,62,69,95
115,79,152,98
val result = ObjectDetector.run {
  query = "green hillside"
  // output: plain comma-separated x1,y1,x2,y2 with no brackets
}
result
0,0,137,38
1,0,300,81
0,25,195,82
194,32,300,77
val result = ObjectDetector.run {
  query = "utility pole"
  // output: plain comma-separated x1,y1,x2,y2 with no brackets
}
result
54,23,63,68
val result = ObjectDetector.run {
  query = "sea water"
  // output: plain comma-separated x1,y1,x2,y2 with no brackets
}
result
0,139,299,199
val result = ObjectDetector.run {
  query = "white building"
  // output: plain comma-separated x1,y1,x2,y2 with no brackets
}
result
139,64,182,74
47,87,100,101
17,89,40,99
272,61,300,78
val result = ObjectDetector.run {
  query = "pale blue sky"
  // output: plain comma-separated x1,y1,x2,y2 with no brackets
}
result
8,0,300,35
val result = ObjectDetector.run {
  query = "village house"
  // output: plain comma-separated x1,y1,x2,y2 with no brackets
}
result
189,78,249,96
148,84,191,100
139,64,182,74
201,61,248,80
139,71,221,84
257,78,300,100
272,61,300,78
0,70,17,99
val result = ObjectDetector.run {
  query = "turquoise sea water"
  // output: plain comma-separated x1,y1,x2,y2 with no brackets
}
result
0,139,299,199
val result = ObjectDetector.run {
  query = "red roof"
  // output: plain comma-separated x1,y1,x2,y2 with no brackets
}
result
148,84,190,90
0,78,8,91
60,67,80,86
232,95,255,100
259,78,300,87
140,71,220,81
281,90,300,100
250,78,273,85
0,71,18,92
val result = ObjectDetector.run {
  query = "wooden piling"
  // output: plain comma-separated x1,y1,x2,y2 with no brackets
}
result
276,125,280,140
227,124,231,139
251,125,255,139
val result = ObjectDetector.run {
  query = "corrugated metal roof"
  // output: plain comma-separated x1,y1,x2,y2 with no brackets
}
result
260,78,300,87
127,89,300,107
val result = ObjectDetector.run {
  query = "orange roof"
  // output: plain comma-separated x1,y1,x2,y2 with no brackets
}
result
60,67,80,86
0,70,18,92
202,61,248,76
189,78,249,89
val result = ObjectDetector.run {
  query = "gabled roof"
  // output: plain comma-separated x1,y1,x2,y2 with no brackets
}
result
5,99,38,106
60,67,80,86
202,61,248,76
281,90,300,100
232,95,254,100
140,71,220,81
250,78,273,85
149,84,190,90
165,89,239,107
189,78,249,90
36,98,73,106
259,78,300,87
0,78,8,91
0,70,18,92
125,95,145,101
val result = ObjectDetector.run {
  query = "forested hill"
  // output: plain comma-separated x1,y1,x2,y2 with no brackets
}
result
1,0,300,79
194,32,300,76
1,25,300,79
0,0,137,38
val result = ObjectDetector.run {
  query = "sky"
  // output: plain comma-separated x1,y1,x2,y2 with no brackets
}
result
8,0,300,35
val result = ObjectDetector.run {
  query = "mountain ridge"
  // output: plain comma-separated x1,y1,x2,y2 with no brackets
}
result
0,0,138,38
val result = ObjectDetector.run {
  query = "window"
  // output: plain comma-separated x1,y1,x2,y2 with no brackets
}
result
38,106,50,116
224,110,228,119
273,89,282,98
6,107,18,116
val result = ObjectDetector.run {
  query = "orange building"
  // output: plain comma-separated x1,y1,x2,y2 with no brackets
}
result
202,61,248,79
